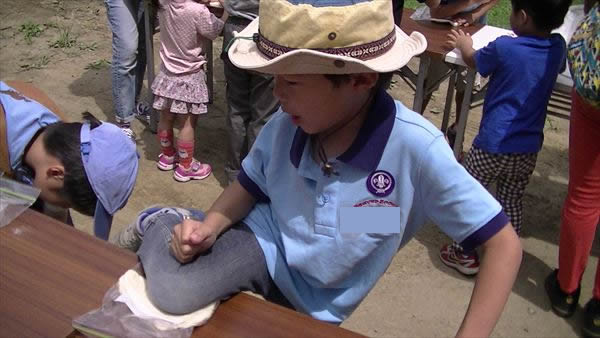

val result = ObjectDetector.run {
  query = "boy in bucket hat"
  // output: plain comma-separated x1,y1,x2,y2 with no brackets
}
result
0,80,138,240
125,0,521,334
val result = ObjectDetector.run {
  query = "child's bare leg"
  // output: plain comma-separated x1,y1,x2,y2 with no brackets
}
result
176,113,198,169
177,113,198,144
157,110,177,170
174,113,212,181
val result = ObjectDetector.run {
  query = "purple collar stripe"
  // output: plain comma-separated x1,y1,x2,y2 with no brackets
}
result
289,88,396,171
257,30,396,61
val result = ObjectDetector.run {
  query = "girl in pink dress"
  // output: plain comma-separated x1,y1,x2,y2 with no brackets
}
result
152,0,226,182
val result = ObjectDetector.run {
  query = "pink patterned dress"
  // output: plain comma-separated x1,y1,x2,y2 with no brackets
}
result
151,0,224,115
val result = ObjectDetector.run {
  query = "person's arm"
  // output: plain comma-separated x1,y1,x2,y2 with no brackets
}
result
427,0,489,19
170,179,257,263
456,223,522,337
446,29,476,68
452,0,498,26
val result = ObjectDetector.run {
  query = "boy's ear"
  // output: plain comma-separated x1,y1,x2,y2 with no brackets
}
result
516,9,528,26
350,73,379,90
47,166,65,182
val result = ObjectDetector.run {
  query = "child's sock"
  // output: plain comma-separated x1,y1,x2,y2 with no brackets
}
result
158,130,176,156
177,139,194,169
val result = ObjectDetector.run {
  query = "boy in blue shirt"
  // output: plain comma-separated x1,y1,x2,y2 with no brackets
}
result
415,0,498,149
122,0,522,335
0,80,139,239
439,0,571,275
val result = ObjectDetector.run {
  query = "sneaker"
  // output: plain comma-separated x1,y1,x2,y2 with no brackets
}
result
120,126,137,143
439,244,480,275
545,269,580,318
134,102,151,124
157,153,177,171
583,298,600,338
173,160,212,182
115,221,142,252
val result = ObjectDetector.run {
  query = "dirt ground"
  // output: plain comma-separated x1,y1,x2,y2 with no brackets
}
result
1,1,597,337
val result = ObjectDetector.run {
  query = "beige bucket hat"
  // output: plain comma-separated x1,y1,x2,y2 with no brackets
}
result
228,0,427,74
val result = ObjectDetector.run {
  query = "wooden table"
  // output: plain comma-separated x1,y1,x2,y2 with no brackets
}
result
0,209,363,337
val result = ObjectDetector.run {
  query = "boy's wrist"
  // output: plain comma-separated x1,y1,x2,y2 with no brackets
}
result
203,210,229,236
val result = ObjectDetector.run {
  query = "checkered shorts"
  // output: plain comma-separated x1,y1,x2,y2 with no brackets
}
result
453,146,537,253
464,146,538,235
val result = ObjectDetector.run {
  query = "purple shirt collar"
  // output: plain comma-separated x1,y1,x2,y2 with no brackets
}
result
289,88,396,172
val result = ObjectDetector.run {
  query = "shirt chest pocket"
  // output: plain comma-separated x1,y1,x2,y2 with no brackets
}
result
313,192,337,237
314,196,403,237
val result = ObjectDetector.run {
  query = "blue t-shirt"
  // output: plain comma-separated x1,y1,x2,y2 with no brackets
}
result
239,89,508,323
474,34,566,153
0,81,60,177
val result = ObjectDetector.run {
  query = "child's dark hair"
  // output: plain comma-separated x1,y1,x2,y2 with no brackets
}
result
511,0,572,32
324,73,389,90
42,112,101,216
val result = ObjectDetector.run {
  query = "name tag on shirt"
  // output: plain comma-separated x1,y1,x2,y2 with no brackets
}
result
339,207,401,233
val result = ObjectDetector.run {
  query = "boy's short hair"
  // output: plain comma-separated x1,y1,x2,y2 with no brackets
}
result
44,112,138,240
43,113,100,216
511,0,572,32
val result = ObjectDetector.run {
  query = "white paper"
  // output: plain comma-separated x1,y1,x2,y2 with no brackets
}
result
445,4,584,88
445,25,515,67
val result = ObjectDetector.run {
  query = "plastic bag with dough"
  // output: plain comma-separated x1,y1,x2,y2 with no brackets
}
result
116,269,219,330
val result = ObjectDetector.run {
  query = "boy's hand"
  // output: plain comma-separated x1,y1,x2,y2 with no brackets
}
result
446,29,473,51
170,217,218,264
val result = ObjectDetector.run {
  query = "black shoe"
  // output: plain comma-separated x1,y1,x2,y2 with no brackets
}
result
583,298,600,338
545,269,580,318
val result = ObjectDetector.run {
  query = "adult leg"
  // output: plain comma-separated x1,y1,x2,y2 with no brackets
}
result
557,91,600,296
133,0,147,103
137,210,280,314
419,60,451,114
105,0,145,125
247,71,279,155
495,152,537,236
222,18,252,183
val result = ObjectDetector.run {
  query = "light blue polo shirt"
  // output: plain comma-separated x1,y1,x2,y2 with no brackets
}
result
0,81,60,171
239,89,508,323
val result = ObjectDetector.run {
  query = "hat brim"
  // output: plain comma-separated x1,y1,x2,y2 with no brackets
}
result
228,18,427,74
93,201,113,241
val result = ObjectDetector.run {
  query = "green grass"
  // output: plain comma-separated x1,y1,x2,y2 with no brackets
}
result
404,0,584,28
19,55,51,71
18,22,43,44
49,27,77,49
85,59,111,70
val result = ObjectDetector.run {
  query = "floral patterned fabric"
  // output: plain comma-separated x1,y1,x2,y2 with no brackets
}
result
568,3,600,108
151,64,208,115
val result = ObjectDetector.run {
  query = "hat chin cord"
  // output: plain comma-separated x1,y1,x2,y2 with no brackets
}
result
312,88,375,177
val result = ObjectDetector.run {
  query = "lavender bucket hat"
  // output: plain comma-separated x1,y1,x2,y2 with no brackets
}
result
80,122,138,240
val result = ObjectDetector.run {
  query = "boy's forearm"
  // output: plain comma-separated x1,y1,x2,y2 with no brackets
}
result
459,46,477,68
456,224,522,337
204,179,256,235
429,0,477,19
470,0,498,21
